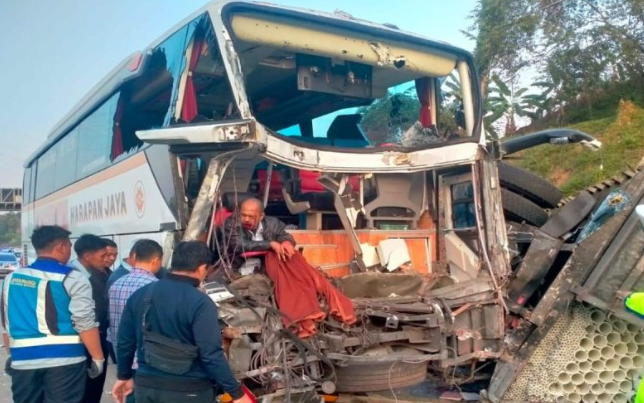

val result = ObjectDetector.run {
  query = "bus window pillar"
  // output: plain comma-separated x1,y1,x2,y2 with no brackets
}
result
183,151,240,241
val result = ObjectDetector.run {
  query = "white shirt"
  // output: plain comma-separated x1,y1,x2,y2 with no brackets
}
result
252,222,264,241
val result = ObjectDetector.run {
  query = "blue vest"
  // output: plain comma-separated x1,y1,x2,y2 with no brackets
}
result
3,259,85,363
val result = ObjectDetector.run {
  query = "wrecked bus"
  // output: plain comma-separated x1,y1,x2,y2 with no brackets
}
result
22,1,644,401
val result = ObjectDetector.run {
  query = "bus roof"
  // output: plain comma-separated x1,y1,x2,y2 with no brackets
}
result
25,0,473,168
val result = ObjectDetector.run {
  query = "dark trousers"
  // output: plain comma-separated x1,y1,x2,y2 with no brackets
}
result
82,334,109,403
107,340,117,364
135,385,214,403
11,361,86,403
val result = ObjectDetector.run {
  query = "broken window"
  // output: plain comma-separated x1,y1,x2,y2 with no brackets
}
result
451,181,476,228
110,13,240,163
227,11,478,150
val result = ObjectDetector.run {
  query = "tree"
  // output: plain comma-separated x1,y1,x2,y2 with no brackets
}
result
469,0,644,127
0,213,21,246
521,79,562,122
467,0,539,94
485,74,534,136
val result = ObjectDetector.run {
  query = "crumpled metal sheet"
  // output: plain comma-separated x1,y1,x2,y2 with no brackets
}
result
337,272,423,298
219,302,266,328
229,336,253,373
229,273,273,297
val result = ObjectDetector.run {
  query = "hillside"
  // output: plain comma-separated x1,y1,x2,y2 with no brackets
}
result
512,101,644,197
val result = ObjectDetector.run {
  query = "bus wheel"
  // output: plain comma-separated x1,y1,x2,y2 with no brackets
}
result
502,189,549,227
498,162,563,208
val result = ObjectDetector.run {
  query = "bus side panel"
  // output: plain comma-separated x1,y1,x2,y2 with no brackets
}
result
32,152,178,238
116,232,174,268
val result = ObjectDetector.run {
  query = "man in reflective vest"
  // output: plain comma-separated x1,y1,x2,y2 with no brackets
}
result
1,225,105,403
624,292,644,403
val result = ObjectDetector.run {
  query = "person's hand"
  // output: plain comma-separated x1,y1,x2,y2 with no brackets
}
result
87,358,105,379
269,241,285,260
112,379,134,403
281,242,296,260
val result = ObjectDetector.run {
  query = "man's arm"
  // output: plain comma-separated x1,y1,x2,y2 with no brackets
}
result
116,297,138,380
270,217,296,246
64,270,103,360
191,296,244,399
223,217,272,252
79,328,103,360
2,334,9,354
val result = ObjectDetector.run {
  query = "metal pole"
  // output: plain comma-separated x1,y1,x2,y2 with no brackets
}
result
183,149,247,241
457,61,474,137
263,163,274,207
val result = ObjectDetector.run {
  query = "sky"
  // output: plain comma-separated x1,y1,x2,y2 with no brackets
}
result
0,0,476,188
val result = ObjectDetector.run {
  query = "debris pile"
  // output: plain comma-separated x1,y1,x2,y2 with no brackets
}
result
208,271,505,400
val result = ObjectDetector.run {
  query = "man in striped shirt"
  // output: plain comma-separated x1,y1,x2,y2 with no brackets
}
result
108,240,163,373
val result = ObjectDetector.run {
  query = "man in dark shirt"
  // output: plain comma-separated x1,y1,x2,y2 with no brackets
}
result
108,244,136,291
223,197,296,261
71,234,112,403
104,239,118,269
112,241,252,403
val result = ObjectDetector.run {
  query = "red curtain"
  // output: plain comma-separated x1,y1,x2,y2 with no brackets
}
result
110,96,124,161
415,77,433,128
181,38,204,122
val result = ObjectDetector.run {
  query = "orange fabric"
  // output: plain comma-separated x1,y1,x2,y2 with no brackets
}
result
264,251,356,338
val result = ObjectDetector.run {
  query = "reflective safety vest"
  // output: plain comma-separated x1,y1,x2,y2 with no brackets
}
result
625,292,644,318
625,293,644,403
2,259,85,364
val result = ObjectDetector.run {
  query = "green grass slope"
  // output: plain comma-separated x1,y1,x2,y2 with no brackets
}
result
512,100,644,197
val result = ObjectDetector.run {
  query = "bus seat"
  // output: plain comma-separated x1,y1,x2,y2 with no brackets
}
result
300,171,361,193
364,173,425,229
222,192,254,212
300,170,326,192
283,170,360,215
213,209,232,228
256,169,284,201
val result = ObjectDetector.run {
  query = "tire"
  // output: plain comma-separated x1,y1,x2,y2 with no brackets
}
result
498,162,563,208
334,361,427,392
502,188,549,227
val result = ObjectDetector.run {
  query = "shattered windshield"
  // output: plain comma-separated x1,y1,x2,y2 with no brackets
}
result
277,73,468,148
267,68,470,149
228,11,476,150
